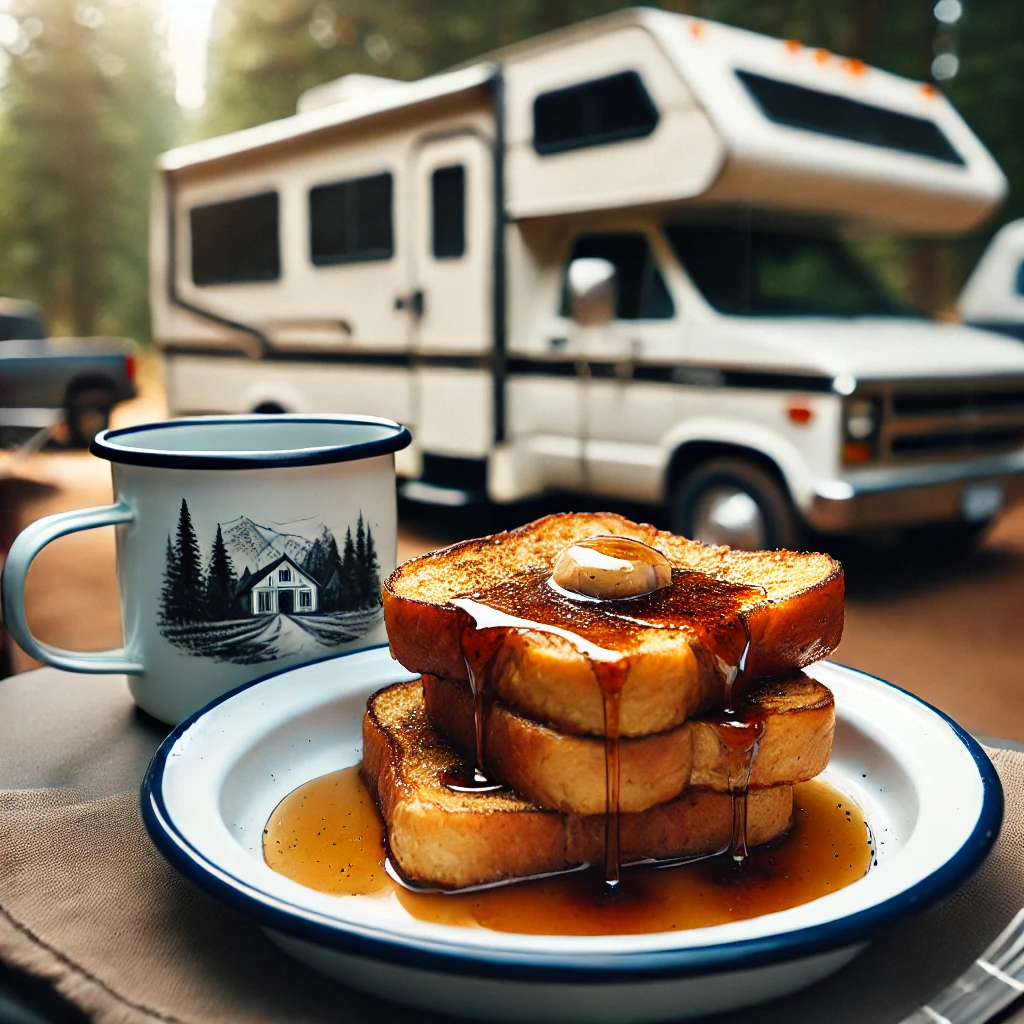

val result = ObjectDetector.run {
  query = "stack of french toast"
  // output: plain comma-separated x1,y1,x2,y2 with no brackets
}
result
363,513,844,891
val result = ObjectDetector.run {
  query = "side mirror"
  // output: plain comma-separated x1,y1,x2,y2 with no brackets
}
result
567,258,617,326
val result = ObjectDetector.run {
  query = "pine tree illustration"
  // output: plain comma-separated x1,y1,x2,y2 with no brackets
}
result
159,534,179,625
363,522,382,608
303,532,328,586
173,499,205,623
340,527,358,612
322,528,344,612
204,524,237,621
354,514,372,608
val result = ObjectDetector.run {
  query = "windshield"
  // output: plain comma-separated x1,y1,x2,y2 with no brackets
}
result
664,222,919,319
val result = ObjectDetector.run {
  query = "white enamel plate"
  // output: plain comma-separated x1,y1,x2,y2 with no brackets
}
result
141,647,1002,1023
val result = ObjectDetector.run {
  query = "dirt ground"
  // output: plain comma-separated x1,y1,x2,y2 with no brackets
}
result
3,354,1023,741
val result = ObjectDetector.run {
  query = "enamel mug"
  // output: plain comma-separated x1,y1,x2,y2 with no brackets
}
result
1,415,411,724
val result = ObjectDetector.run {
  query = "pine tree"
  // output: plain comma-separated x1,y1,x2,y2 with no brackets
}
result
354,514,368,606
363,522,382,608
321,527,344,612
303,534,328,585
339,526,358,612
236,566,252,615
172,499,205,623
159,534,179,624
204,524,237,621
321,566,342,613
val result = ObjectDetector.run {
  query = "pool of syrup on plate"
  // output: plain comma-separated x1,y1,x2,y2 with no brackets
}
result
262,766,873,936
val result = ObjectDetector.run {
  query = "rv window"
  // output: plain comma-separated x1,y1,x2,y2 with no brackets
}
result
736,71,965,166
310,172,394,265
534,72,659,155
431,165,466,259
665,223,917,319
1016,261,1024,297
190,192,280,286
561,234,674,320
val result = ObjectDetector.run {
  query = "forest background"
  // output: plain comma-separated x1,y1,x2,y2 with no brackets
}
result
0,0,1021,343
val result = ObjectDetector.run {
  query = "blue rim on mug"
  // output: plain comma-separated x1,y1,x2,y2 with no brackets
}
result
90,414,412,471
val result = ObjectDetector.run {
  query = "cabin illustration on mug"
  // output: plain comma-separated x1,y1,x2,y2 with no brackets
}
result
235,555,320,615
157,499,383,664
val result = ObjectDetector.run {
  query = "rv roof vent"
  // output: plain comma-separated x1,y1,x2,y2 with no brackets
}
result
297,74,401,113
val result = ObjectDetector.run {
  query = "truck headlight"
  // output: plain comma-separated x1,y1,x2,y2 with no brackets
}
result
843,397,880,463
845,399,877,440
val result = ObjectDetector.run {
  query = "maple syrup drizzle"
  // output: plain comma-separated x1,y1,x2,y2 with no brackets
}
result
712,712,766,860
451,595,630,884
596,663,629,887
715,626,761,861
264,766,875,935
455,616,509,790
449,563,763,884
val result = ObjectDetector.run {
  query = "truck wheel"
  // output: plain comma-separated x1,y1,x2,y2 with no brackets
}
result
670,457,800,550
66,387,115,447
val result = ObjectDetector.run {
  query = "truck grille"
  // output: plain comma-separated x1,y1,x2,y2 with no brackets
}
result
880,380,1024,461
891,387,1024,416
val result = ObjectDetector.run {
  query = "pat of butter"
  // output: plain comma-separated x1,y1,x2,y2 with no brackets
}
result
551,536,672,600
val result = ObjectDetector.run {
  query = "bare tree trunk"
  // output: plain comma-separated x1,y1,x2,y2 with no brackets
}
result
845,0,884,60
910,239,952,317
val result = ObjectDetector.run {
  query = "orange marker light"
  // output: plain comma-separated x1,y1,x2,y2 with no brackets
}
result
843,442,872,464
842,58,866,75
788,406,813,424
920,82,938,98
689,20,703,39
814,48,830,65
784,39,802,54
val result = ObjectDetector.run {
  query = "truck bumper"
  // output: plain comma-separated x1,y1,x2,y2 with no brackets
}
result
806,451,1024,532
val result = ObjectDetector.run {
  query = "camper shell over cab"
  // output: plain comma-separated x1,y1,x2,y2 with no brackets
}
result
151,8,1024,547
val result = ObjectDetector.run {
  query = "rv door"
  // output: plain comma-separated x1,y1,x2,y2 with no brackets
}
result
406,133,495,461
408,134,493,354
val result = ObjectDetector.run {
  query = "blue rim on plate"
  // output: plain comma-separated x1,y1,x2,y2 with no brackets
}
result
91,414,411,470
140,651,1003,983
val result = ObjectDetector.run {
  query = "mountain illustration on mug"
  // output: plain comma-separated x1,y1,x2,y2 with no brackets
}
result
158,499,383,665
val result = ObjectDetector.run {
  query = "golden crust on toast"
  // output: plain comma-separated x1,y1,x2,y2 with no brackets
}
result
422,673,834,815
362,680,794,890
384,513,843,737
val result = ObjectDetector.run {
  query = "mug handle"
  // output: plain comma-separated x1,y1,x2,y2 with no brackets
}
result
1,502,144,674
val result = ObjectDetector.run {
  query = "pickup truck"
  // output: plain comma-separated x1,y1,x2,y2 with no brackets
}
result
0,299,137,447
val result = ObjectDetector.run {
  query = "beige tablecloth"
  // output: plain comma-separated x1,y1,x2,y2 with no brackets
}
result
0,669,1021,1024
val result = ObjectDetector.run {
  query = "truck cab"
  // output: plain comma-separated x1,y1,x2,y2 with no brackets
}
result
959,219,1024,343
514,216,1024,546
0,298,137,447
151,9,1024,547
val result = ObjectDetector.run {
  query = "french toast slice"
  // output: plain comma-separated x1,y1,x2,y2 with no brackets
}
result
362,680,794,890
383,512,843,737
422,672,834,814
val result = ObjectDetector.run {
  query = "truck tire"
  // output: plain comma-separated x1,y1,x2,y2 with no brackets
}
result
66,387,115,447
670,457,800,551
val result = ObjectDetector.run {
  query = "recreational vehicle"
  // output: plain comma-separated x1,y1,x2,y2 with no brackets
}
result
151,8,1024,547
959,219,1024,342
